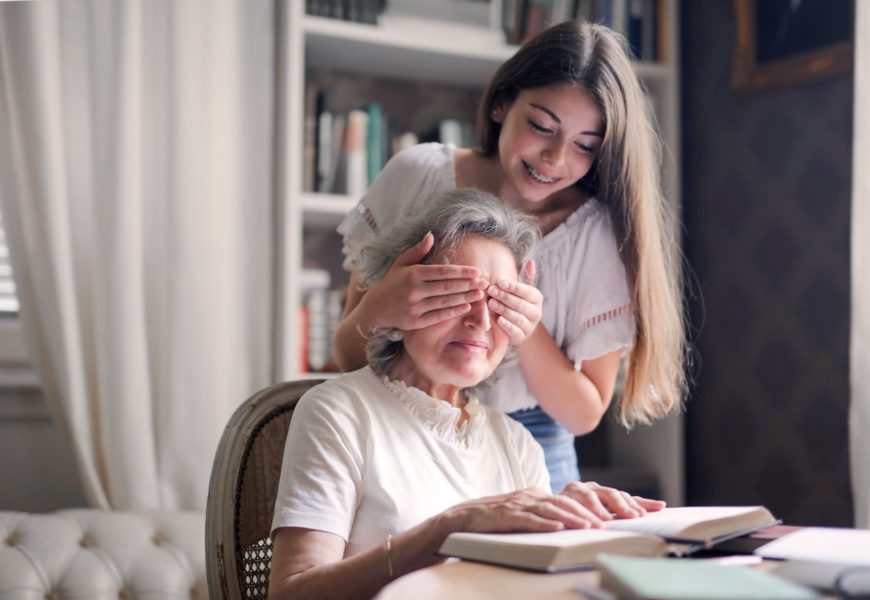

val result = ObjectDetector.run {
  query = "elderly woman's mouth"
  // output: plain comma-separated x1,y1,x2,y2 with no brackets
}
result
450,339,490,352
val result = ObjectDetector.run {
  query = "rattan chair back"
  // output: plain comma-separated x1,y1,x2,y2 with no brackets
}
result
206,379,324,599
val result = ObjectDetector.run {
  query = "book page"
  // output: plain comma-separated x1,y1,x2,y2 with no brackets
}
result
603,506,766,539
756,527,870,564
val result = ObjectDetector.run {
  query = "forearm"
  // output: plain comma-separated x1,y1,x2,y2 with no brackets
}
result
270,517,454,600
516,326,611,436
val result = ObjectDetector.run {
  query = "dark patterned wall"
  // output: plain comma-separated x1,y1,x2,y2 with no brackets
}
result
681,2,853,526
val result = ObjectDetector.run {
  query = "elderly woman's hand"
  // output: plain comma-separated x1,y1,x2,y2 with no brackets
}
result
486,260,543,345
557,481,667,521
442,487,609,533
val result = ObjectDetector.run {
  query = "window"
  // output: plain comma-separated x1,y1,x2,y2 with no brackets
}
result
0,209,19,315
0,207,32,387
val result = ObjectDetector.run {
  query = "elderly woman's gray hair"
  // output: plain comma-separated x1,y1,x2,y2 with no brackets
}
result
356,188,541,376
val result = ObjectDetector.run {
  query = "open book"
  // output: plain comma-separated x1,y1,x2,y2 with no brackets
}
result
604,506,779,549
438,528,666,572
438,506,777,572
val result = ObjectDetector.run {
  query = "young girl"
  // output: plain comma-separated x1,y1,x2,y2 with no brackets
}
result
333,20,687,493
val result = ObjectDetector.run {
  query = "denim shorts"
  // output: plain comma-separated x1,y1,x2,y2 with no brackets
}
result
507,405,580,493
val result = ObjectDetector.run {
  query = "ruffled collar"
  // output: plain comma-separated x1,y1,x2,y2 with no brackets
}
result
381,376,487,450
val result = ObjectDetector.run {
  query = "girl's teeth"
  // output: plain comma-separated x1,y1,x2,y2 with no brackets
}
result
526,162,556,183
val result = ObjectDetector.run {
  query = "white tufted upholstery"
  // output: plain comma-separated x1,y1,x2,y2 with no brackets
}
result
0,509,206,600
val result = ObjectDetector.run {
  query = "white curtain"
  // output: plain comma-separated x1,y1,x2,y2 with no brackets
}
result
852,0,870,529
0,0,274,510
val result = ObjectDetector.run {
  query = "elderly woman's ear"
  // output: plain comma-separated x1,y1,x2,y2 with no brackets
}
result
522,260,536,285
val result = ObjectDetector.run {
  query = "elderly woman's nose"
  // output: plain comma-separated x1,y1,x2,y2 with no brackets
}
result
463,297,491,330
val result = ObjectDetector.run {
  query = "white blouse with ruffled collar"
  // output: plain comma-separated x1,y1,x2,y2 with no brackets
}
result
381,376,487,450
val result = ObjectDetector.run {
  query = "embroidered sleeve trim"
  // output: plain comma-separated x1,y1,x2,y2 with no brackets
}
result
579,303,633,332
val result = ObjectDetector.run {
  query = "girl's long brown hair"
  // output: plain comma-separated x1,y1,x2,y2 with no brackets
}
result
477,20,688,426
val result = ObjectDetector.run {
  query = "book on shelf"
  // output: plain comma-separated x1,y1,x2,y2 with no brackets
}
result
303,86,318,193
344,109,368,198
365,103,383,186
756,527,870,592
596,554,819,600
306,0,385,24
328,112,348,194
626,0,659,61
502,0,525,44
438,506,778,572
315,90,332,193
627,0,643,58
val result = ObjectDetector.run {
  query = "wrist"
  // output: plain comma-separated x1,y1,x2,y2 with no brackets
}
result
354,290,387,332
433,505,470,535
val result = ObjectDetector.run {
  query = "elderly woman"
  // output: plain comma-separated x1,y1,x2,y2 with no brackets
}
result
269,189,664,600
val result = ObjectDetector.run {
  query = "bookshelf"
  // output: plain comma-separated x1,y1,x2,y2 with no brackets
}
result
276,0,683,505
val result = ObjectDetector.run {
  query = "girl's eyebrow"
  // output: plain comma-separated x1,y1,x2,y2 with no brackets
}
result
529,102,604,138
529,102,560,123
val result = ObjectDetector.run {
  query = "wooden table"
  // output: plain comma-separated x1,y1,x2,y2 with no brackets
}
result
376,558,823,600
377,560,603,600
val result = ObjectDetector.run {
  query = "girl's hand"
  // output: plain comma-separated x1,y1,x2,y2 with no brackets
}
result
362,232,489,331
444,488,607,534
557,481,667,521
487,260,543,345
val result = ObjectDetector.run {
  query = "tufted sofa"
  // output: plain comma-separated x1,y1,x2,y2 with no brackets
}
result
0,509,207,599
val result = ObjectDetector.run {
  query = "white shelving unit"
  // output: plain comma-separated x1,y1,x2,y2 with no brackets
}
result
276,0,683,505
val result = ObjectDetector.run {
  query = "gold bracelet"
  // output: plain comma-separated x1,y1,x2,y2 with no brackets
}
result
385,533,395,580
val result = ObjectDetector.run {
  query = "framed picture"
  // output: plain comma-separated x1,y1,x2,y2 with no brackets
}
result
731,0,853,93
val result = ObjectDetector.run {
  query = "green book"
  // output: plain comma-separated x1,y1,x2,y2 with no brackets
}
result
597,555,819,600
365,103,383,186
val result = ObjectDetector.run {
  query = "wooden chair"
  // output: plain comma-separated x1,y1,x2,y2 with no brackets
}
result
206,379,324,599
